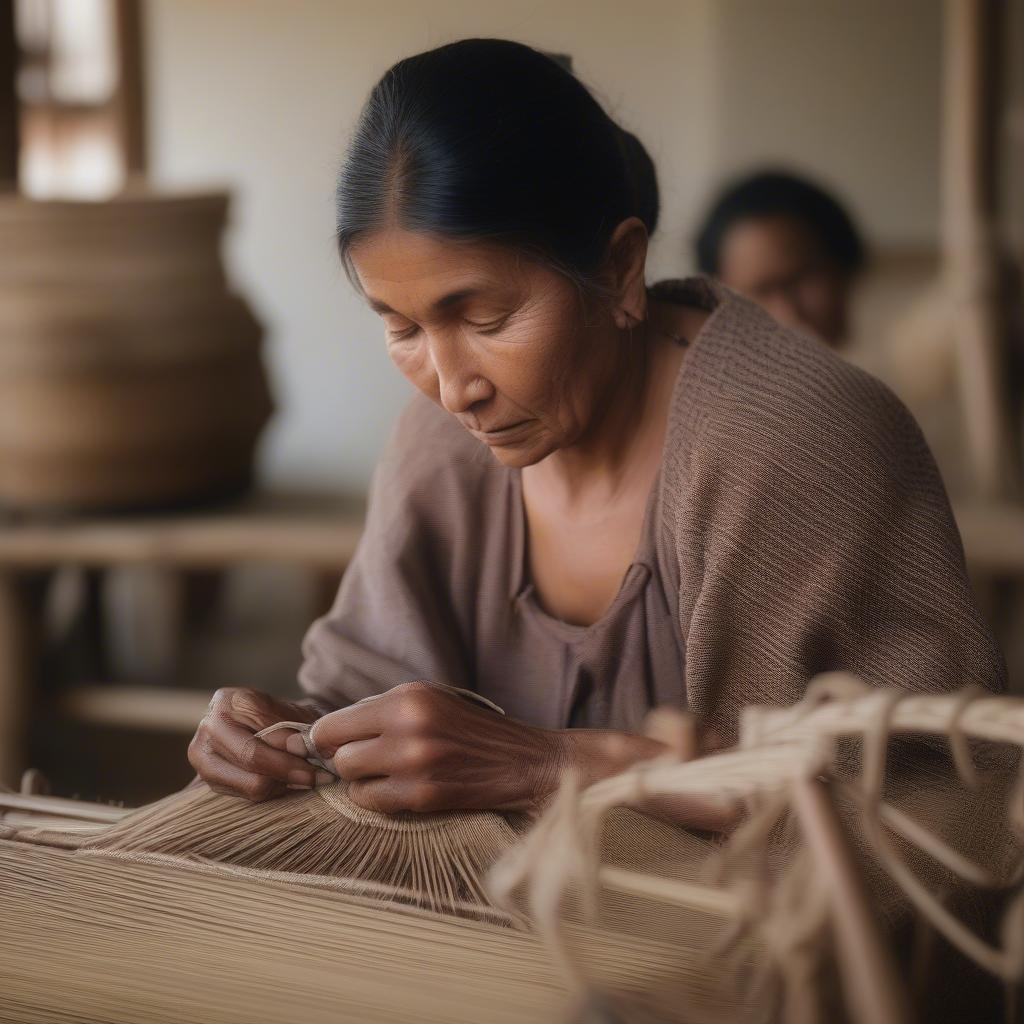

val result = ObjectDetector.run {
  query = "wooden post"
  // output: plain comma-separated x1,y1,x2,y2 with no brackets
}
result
115,0,147,183
792,777,914,1024
0,571,32,788
943,0,1021,498
0,0,18,189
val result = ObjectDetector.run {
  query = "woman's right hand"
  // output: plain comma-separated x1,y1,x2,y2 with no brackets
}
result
187,687,334,801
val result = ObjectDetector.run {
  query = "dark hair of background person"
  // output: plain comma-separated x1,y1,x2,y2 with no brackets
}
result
336,38,657,295
694,170,866,278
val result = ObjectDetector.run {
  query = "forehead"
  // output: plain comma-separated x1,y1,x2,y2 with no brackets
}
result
349,227,525,305
718,215,825,282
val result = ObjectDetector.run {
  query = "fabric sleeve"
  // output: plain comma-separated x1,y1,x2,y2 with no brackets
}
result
297,399,475,710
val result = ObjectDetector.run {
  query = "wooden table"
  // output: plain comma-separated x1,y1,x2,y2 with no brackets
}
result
0,491,363,787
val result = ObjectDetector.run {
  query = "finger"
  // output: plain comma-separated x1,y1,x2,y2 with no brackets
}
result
210,688,286,732
211,716,323,788
347,776,442,815
196,750,288,802
309,703,383,759
331,737,395,782
259,727,308,755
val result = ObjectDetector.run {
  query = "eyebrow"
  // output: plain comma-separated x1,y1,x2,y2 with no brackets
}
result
366,287,482,316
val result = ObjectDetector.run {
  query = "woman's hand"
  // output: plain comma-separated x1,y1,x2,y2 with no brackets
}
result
299,680,741,831
188,687,335,801
302,680,572,814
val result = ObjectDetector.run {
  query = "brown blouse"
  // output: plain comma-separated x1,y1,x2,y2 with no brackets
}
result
299,277,1005,742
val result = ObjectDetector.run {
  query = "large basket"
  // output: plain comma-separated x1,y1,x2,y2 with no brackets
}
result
0,192,273,512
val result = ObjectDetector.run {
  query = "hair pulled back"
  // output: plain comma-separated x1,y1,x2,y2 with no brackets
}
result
336,38,656,292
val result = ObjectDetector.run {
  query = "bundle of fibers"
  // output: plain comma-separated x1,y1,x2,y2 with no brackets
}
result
492,677,1024,1024
42,780,535,915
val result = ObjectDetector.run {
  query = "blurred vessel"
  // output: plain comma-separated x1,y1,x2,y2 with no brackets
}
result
0,191,273,511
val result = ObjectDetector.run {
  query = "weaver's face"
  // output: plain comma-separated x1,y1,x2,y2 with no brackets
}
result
350,227,620,467
718,215,850,346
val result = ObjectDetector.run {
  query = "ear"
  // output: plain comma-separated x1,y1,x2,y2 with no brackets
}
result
604,217,649,330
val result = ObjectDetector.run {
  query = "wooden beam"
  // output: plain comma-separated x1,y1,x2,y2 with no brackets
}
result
114,0,146,180
943,0,1021,497
57,684,212,733
0,493,364,571
0,0,18,189
954,500,1024,573
792,777,913,1024
0,573,31,787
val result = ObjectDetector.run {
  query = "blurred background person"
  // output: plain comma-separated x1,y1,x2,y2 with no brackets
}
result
694,169,866,347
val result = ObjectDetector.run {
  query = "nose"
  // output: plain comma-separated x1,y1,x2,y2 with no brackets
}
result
429,332,494,415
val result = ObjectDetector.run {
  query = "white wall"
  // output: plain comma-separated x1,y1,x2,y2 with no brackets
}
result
703,0,942,247
144,0,942,493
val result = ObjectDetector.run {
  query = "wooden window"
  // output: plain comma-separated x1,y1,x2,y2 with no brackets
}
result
3,0,144,197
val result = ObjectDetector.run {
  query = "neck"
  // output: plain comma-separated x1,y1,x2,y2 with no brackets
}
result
531,298,709,507
538,318,669,506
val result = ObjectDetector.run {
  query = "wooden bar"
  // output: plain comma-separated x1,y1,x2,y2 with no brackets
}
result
115,0,147,179
57,684,212,733
792,777,913,1024
943,0,1021,497
0,572,31,788
0,493,363,570
953,501,1024,574
0,0,17,188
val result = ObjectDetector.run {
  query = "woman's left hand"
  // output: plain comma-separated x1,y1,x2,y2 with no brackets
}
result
299,680,570,814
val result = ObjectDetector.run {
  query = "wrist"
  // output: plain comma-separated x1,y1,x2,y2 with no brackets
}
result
551,728,667,792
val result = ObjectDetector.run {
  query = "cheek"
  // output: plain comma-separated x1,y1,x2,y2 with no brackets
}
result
492,320,578,415
388,342,437,395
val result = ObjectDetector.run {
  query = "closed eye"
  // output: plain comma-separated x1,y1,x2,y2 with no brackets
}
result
386,324,420,342
466,314,510,335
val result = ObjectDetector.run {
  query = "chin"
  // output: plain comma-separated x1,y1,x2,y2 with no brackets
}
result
486,436,556,469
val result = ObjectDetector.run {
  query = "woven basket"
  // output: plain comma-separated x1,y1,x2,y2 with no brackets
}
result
0,192,273,512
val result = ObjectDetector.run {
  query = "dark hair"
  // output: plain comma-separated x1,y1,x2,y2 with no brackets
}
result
694,169,865,276
618,129,659,237
336,38,655,293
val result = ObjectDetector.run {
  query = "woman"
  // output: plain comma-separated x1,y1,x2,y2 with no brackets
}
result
187,39,1004,824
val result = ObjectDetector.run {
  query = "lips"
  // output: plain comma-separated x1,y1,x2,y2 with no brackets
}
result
469,419,530,442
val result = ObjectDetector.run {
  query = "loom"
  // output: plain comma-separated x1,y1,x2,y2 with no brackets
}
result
2,674,1022,1024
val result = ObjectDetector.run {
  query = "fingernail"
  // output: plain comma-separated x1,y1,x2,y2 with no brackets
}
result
287,783,312,791
315,771,335,787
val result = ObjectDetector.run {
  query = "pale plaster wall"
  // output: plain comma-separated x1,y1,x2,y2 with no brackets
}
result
144,0,942,491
